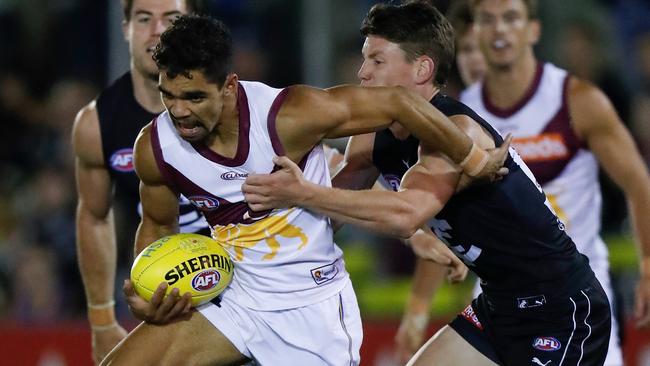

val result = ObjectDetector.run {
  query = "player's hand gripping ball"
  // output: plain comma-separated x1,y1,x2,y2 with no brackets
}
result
130,233,234,306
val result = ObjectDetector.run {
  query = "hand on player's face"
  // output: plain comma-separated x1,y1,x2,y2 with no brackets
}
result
242,156,309,211
123,280,192,324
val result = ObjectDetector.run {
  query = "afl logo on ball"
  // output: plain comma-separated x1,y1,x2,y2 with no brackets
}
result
188,195,220,211
191,269,221,291
110,148,134,172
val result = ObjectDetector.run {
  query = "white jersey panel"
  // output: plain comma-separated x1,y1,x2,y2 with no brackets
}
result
153,81,347,310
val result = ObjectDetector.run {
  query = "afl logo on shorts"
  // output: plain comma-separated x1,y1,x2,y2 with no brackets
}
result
532,337,561,351
191,269,221,291
188,195,220,211
110,148,134,172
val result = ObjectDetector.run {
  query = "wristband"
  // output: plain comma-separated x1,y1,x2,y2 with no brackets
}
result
88,300,116,327
408,313,429,331
459,143,489,177
91,323,119,332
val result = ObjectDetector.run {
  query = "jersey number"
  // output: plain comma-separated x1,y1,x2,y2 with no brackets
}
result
430,218,482,266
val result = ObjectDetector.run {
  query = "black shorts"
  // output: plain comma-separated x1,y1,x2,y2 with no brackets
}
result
450,277,611,366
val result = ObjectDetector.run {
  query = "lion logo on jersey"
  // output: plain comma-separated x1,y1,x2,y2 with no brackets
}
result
213,209,308,261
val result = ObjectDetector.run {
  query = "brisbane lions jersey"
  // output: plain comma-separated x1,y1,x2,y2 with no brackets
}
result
151,81,348,311
372,93,593,297
97,72,208,235
461,63,607,264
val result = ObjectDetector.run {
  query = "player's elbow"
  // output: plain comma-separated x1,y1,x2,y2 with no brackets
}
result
387,205,426,239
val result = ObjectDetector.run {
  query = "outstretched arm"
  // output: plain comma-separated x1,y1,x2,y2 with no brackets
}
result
244,151,458,238
72,102,128,365
244,114,496,238
569,78,650,327
276,85,509,180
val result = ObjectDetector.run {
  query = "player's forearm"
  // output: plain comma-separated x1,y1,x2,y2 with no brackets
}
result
629,191,650,276
331,162,379,191
393,89,476,168
298,182,423,238
134,218,178,256
76,205,117,303
407,252,448,310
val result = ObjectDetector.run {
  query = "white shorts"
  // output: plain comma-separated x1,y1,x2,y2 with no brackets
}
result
472,259,623,366
198,279,362,366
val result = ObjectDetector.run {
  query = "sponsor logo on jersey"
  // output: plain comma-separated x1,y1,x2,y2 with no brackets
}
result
518,295,546,309
191,269,221,291
109,148,134,172
460,304,483,330
512,133,568,163
188,195,220,211
532,336,561,351
310,260,341,285
221,171,249,180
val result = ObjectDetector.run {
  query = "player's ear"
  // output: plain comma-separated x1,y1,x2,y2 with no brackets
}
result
415,56,435,85
221,74,239,96
122,19,130,42
528,19,541,45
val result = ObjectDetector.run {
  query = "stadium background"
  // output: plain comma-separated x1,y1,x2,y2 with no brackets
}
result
1,0,650,364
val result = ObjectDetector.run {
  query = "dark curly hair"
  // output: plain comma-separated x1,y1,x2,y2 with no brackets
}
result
360,0,455,86
153,15,233,87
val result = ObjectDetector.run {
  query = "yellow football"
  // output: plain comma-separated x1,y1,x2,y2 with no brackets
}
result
130,233,234,306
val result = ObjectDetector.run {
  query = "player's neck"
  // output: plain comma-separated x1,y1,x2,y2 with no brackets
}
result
391,84,439,140
483,53,538,110
131,68,165,114
205,89,240,158
417,84,439,103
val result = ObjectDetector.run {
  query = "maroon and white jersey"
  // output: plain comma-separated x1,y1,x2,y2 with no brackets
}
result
151,81,348,310
461,63,607,263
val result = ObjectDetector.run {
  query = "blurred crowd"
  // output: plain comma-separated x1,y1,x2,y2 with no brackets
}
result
1,0,650,327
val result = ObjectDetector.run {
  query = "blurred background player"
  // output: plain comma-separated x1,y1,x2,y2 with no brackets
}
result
448,0,487,88
460,0,650,364
71,0,207,363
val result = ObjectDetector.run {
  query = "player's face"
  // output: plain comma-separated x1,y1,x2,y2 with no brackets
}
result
159,70,233,142
456,27,487,86
357,36,419,89
124,0,187,80
473,0,539,69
